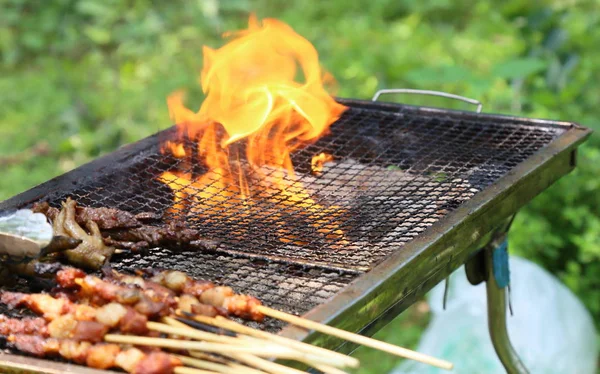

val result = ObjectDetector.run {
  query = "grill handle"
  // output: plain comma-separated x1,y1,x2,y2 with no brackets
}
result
372,88,483,113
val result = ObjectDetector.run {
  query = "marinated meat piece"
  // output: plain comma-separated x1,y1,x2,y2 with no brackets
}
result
75,206,141,230
71,321,108,342
190,303,222,318
103,221,219,251
118,307,149,335
56,267,87,289
32,201,153,230
33,199,218,253
115,348,146,373
0,315,48,336
223,294,264,321
177,294,201,314
133,351,180,374
103,268,178,307
86,343,121,369
1,292,74,320
148,269,215,297
95,302,128,328
8,334,53,357
47,314,78,338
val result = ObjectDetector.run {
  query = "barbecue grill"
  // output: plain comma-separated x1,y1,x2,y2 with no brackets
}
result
0,89,591,373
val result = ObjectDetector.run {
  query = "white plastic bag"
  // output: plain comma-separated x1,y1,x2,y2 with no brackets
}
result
393,256,598,374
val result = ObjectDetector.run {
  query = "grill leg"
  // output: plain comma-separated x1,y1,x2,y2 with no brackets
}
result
483,238,529,374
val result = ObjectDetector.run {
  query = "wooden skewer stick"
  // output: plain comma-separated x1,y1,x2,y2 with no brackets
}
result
255,305,454,371
182,351,229,365
167,317,347,374
192,351,305,374
174,367,220,374
174,354,265,374
147,321,248,346
164,316,344,371
181,314,359,369
174,367,219,374
236,335,350,373
104,334,295,359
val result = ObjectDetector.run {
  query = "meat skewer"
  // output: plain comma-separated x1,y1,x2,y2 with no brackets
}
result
0,291,150,335
57,272,175,319
0,265,370,373
1,265,264,330
58,266,264,321
6,334,182,373
143,268,264,321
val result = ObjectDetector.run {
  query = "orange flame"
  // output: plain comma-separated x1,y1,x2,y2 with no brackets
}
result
158,16,347,242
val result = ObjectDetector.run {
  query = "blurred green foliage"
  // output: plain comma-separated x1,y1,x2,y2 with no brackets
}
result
1,0,599,370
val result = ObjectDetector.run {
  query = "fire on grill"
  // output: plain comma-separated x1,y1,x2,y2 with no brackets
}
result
0,14,459,374
156,15,350,247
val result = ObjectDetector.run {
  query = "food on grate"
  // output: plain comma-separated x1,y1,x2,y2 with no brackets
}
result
0,315,48,336
0,252,450,373
0,291,151,335
6,334,181,373
144,268,263,321
102,221,219,252
48,198,115,269
32,201,160,230
0,266,268,373
31,198,219,263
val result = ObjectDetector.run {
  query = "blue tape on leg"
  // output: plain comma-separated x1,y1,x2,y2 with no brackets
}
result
492,240,510,288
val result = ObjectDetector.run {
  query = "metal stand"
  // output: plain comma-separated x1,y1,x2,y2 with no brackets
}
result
484,238,528,374
466,223,529,374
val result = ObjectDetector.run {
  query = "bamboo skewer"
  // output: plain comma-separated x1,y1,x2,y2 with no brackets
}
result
184,351,231,365
255,305,454,371
174,354,265,374
182,314,359,369
147,321,249,346
174,367,220,374
235,335,350,372
165,317,346,373
205,352,306,374
228,363,269,374
104,334,295,358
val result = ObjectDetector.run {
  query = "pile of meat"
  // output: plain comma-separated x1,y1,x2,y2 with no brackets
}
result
30,198,218,269
0,266,263,373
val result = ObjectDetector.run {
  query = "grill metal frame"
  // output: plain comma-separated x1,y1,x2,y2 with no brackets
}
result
0,98,591,373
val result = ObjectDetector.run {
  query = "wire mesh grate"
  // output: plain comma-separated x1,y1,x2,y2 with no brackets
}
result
35,105,565,271
6,101,568,331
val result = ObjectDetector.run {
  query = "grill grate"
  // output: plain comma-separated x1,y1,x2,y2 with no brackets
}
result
3,100,568,332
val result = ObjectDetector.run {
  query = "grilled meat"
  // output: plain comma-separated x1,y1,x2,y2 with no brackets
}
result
7,335,181,373
0,291,150,335
147,269,264,321
32,201,159,230
51,198,115,269
0,315,48,336
33,199,218,255
102,220,219,251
